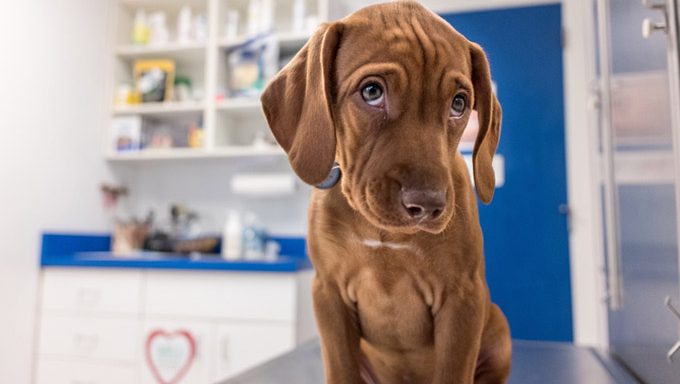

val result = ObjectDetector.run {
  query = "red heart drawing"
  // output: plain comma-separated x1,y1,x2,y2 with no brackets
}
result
145,329,197,384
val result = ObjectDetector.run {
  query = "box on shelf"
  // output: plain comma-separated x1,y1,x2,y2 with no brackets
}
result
134,60,176,103
111,116,143,152
142,117,203,149
111,115,204,153
226,34,278,99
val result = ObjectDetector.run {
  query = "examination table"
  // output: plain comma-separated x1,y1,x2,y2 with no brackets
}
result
220,339,639,384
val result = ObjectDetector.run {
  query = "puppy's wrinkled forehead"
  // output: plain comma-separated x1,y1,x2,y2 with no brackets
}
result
335,2,471,85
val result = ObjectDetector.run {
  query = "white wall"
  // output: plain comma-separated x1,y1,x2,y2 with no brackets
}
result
0,1,115,382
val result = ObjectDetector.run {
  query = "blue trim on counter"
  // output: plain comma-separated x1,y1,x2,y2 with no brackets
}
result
41,233,311,273
41,232,112,257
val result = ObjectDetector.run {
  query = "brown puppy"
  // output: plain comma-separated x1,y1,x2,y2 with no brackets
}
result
261,1,511,383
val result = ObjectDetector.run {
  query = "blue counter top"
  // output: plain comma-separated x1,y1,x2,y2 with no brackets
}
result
41,233,311,273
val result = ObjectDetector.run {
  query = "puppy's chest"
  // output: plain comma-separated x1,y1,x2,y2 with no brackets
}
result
348,251,439,349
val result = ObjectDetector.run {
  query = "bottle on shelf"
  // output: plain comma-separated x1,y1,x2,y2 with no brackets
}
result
132,9,150,45
242,212,266,260
293,0,305,32
222,210,242,260
177,6,193,43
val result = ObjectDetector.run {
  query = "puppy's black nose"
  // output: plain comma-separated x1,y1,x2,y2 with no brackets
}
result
401,189,446,220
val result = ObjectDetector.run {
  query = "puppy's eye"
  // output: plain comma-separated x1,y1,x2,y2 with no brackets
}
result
361,83,384,106
450,94,467,118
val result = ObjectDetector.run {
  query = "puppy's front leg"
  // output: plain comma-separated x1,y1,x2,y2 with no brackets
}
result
313,278,363,384
431,295,486,384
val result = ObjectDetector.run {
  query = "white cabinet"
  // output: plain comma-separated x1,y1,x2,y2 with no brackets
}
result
214,321,295,378
34,268,316,384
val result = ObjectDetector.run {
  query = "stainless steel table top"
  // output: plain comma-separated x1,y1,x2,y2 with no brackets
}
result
220,339,640,384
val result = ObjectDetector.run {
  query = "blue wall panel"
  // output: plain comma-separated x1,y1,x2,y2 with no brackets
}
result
442,4,572,341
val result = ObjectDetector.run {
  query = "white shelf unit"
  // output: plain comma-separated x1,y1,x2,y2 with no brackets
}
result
108,0,334,161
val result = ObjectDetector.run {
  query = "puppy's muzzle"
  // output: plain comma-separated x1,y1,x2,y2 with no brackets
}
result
401,188,447,222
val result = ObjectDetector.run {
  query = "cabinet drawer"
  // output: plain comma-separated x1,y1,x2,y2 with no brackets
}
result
214,321,295,379
145,271,297,321
35,358,138,384
41,269,142,314
38,314,138,362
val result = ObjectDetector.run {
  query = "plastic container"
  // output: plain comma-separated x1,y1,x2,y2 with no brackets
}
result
247,0,260,36
177,6,192,43
174,76,192,102
194,13,209,42
133,9,150,45
222,210,242,260
148,11,170,45
242,213,266,260
293,0,305,32
227,34,278,97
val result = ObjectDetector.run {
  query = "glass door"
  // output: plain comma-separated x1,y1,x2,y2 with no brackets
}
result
596,0,680,382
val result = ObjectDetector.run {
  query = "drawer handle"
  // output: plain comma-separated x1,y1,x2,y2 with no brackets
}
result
221,336,230,363
73,333,99,352
668,341,680,362
666,296,680,321
76,288,101,308
665,297,680,362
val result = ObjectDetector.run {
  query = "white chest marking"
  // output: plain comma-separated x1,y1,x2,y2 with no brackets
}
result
362,238,418,253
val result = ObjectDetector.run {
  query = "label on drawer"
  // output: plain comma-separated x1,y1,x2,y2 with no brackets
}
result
42,269,142,314
146,329,196,384
38,314,138,362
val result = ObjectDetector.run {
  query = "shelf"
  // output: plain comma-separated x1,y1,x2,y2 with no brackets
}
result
216,98,263,116
106,146,284,161
614,150,675,185
119,0,207,11
277,31,311,53
113,101,205,116
217,31,310,52
116,42,206,61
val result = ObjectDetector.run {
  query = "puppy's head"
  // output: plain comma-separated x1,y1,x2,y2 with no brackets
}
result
261,1,501,234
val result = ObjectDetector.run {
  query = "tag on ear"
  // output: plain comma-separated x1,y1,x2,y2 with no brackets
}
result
315,163,341,189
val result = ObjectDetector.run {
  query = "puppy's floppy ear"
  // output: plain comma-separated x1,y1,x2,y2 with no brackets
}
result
470,43,502,204
260,23,342,185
